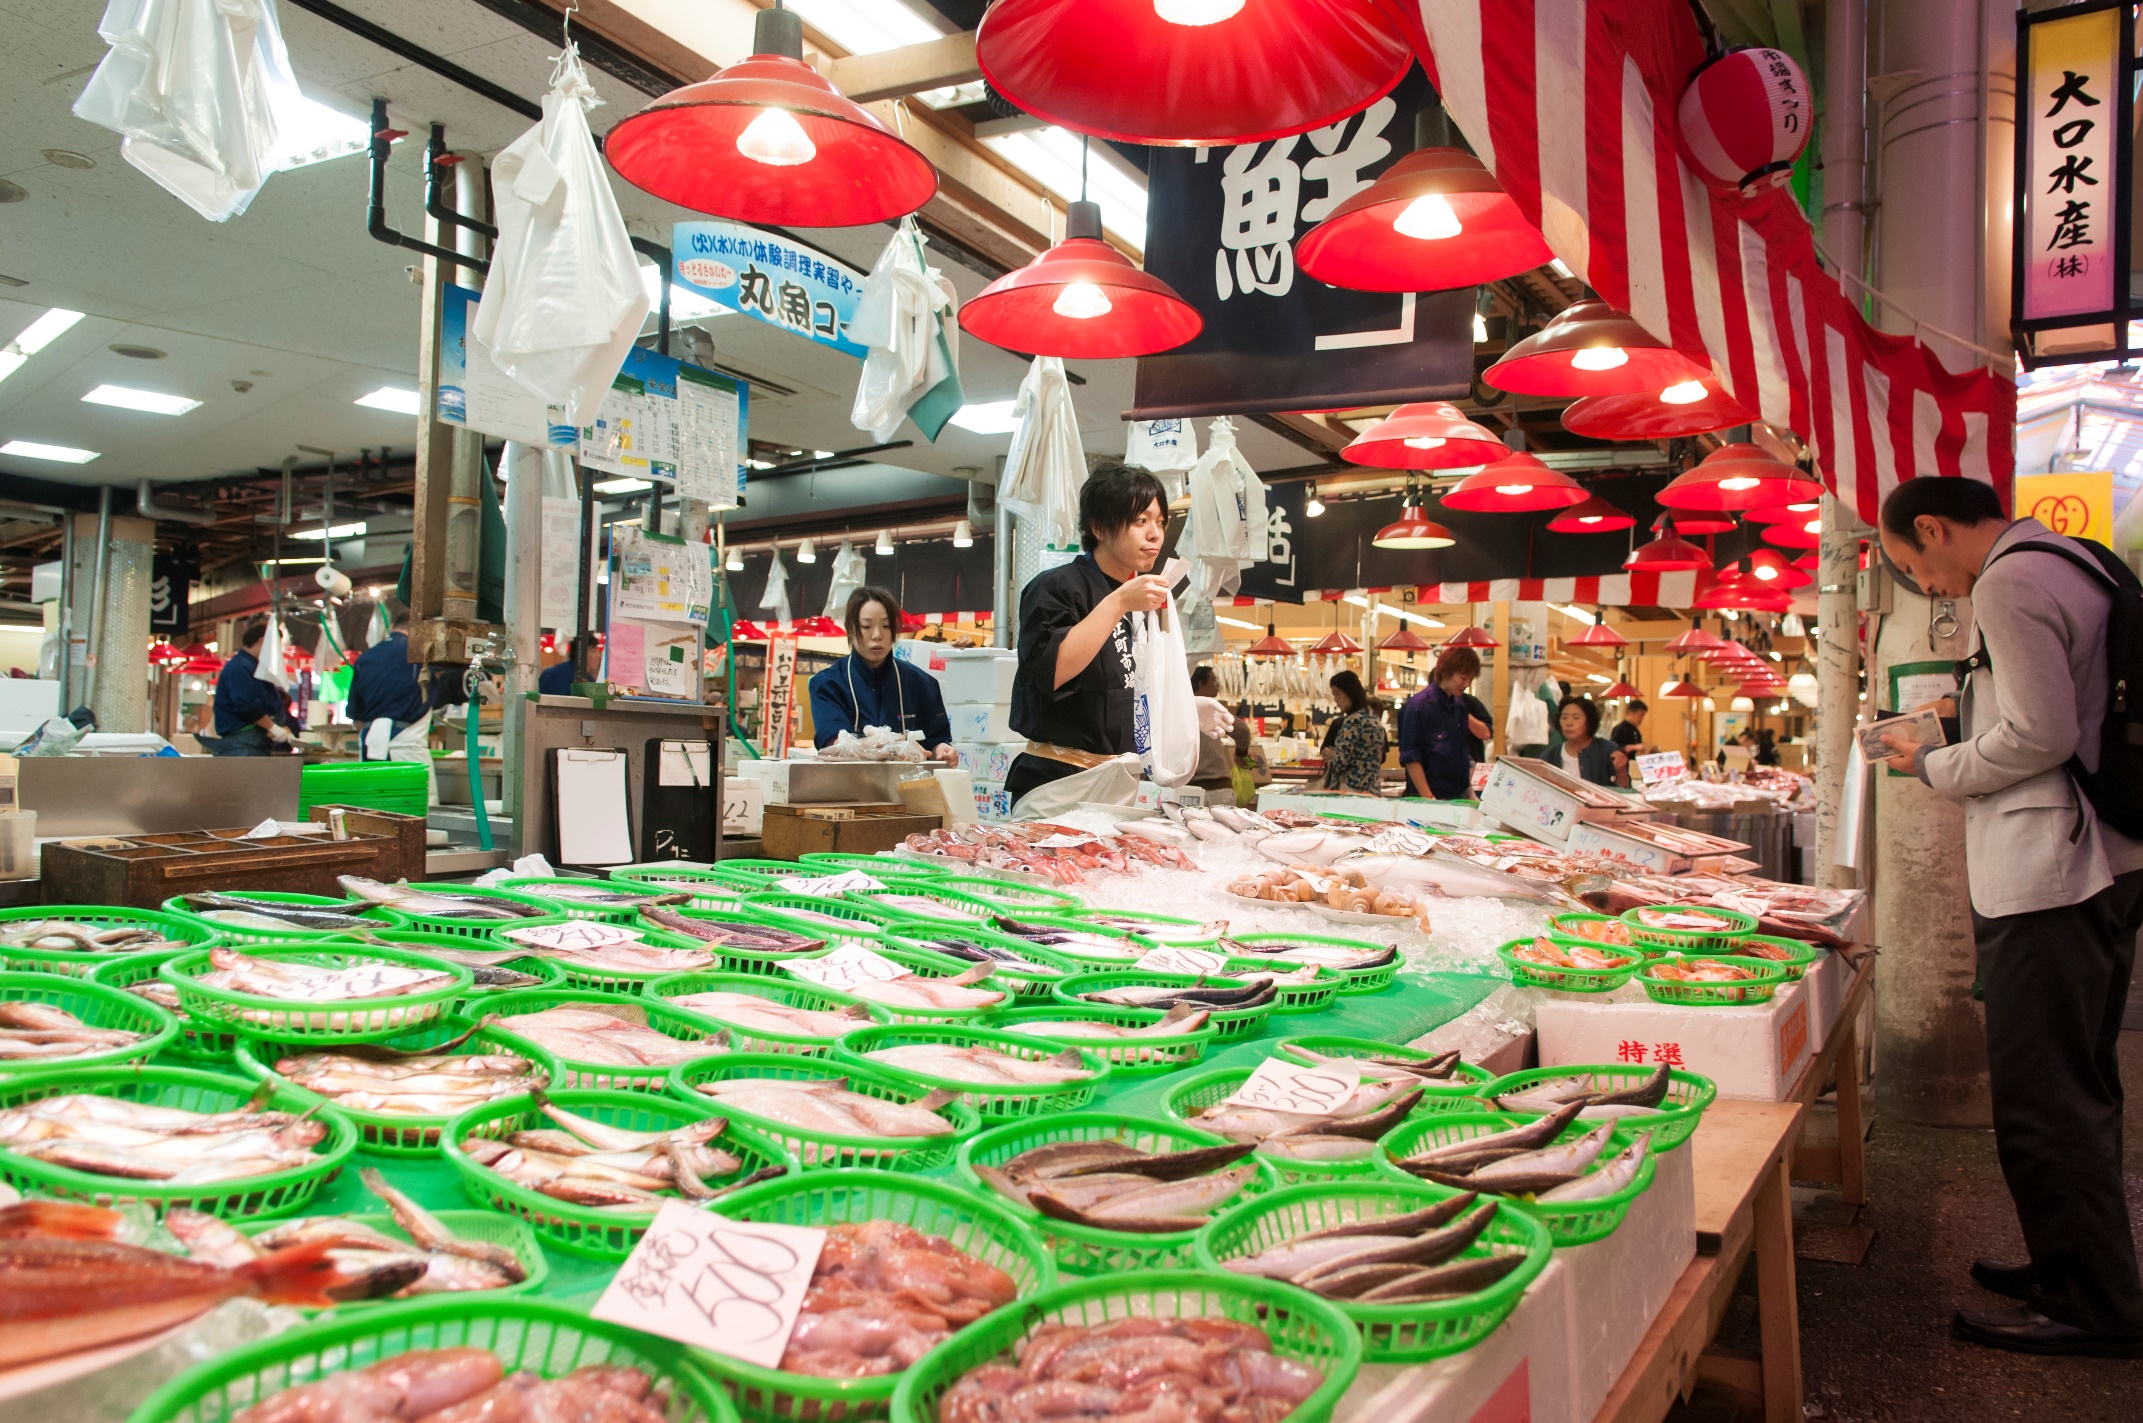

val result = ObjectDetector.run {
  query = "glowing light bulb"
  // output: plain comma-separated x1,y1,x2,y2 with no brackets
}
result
1393,194,1463,241
1402,435,1445,450
738,107,815,166
1494,484,1535,496
1570,347,1629,371
1788,501,1817,512
1719,476,1762,491
1052,282,1113,319
1802,519,1821,533
1155,0,1246,23
1754,565,1778,581
1305,497,1326,517
1578,515,1604,525
1659,380,1707,404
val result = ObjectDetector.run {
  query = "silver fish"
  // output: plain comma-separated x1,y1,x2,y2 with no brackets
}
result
337,877,542,920
1448,1122,1617,1195
1537,1132,1652,1202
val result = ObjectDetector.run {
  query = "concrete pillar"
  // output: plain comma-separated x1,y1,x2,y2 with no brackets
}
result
499,442,547,848
63,510,154,733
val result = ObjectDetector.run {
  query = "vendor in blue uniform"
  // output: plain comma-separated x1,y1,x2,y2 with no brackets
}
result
211,621,298,755
345,610,446,760
807,587,957,763
538,633,595,696
1002,463,1173,806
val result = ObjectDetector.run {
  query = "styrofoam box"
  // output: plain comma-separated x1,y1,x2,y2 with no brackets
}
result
1479,760,1590,844
937,648,1018,704
973,780,1013,821
951,742,1019,784
721,776,764,835
1559,1141,1698,1423
947,702,1018,744
1535,978,1813,1101
1336,1256,1575,1423
1801,949,1842,1054
891,639,948,677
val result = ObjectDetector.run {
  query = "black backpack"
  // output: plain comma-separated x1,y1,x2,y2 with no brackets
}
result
1960,536,2143,839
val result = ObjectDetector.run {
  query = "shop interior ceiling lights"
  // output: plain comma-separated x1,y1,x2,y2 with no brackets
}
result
1310,629,1363,655
1623,526,1710,572
1379,624,1432,652
1743,498,1821,524
958,199,1203,358
1604,679,1642,698
1664,626,1727,652
1246,625,1296,656
1371,498,1457,550
975,0,1412,146
1437,451,1590,512
1340,401,1505,469
1650,507,1737,536
1695,577,1792,613
1559,373,1755,441
1545,495,1635,533
1659,678,1710,698
1733,547,1813,590
1444,625,1500,649
1483,299,1708,398
1763,516,1823,550
604,5,937,226
1656,442,1825,512
1566,621,1629,647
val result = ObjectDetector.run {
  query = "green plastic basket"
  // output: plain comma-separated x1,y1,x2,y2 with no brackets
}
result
346,928,567,1006
492,926,727,997
1226,932,1402,994
712,857,823,882
1617,904,1761,953
875,873,1082,915
494,876,658,924
0,969,177,1072
232,1014,562,1155
371,884,573,942
689,1169,1057,1423
1062,907,1222,947
645,971,890,1056
1051,970,1277,1040
160,945,473,1043
798,851,953,879
1637,955,1789,1005
160,891,391,946
846,883,1012,926
889,1272,1361,1423
479,987,732,1090
875,933,1065,1008
741,892,919,939
832,1024,1108,1120
609,863,756,910
126,1297,738,1423
1722,934,1828,980
1157,1066,1425,1187
236,1207,551,1310
1495,936,1644,993
668,1052,978,1170
296,759,429,818
1484,1065,1717,1152
1250,964,1346,1014
953,1112,1278,1275
0,905,217,977
1375,1111,1658,1246
88,951,241,1062
983,1002,1218,1074
1545,912,1648,954
0,1064,356,1219
444,1088,794,1261
980,914,1156,968
1275,1036,1494,1099
1192,1180,1553,1362
633,907,843,977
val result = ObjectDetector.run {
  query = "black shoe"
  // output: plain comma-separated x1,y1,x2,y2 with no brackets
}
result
1970,1258,2037,1302
1952,1306,2143,1358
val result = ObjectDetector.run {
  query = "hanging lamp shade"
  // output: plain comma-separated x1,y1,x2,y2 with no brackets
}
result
1341,402,1504,470
1560,374,1755,441
974,0,1411,147
1743,499,1821,524
1547,496,1635,533
1444,625,1500,649
147,641,184,665
1658,679,1709,698
1380,625,1432,653
1246,622,1295,656
1438,453,1590,513
1653,507,1738,537
1483,300,1707,398
1657,443,1824,512
1310,629,1363,655
1567,621,1629,647
1372,497,1457,550
1763,514,1823,550
1625,527,1710,572
1665,626,1726,652
1732,547,1813,590
1695,578,1791,613
959,201,1202,358
1604,680,1642,699
605,7,937,226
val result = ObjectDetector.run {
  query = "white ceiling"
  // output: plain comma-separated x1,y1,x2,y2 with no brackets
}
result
0,0,1307,493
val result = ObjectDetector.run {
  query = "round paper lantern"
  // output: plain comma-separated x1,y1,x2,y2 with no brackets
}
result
1676,47,1812,195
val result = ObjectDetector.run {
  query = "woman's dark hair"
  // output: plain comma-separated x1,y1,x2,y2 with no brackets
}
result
1879,477,2006,549
1079,462,1170,553
843,586,902,643
1557,695,1602,736
1431,646,1481,685
1329,669,1369,712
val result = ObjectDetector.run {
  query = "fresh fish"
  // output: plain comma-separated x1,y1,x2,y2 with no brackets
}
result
227,1351,673,1423
1335,850,1585,908
1050,1141,1255,1181
1538,1132,1653,1202
1289,1202,1499,1288
988,916,1144,959
1429,1122,1618,1196
176,894,377,931
665,990,875,1040
997,1140,1149,1180
1296,1195,1482,1243
996,1004,1210,1045
912,936,1059,974
337,877,544,920
693,1081,958,1142
1291,1045,1463,1082
361,1168,527,1280
1255,1134,1380,1162
1234,941,1398,972
1254,829,1372,866
642,908,825,953
542,941,716,974
1222,1234,1419,1280
1352,1253,1526,1303
1081,977,1277,1010
164,1207,262,1268
845,964,1007,1012
522,883,690,907
0,920,190,953
1296,1261,1438,1299
0,1002,144,1061
198,948,459,1003
864,1042,1091,1085
1271,1090,1424,1143
494,1007,724,1068
0,1088,331,1185
532,1089,727,1153
1028,1163,1256,1231
1496,1065,1670,1114
1394,1102,1585,1171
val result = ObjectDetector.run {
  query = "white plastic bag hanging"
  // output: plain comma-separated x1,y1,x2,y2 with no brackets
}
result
473,45,649,424
254,618,293,693
1131,563,1199,787
999,357,1086,550
850,218,964,442
759,547,792,627
1124,418,1199,501
365,602,391,648
1177,416,1268,608
822,541,867,619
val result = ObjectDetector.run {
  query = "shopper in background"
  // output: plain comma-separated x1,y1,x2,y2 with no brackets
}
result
1320,670,1387,794
1398,646,1480,799
538,634,595,695
1550,696,1626,787
1610,699,1651,756
808,586,956,763
1754,728,1780,766
1875,476,2143,1358
1004,464,1173,807
1229,715,1271,805
1188,665,1238,799
347,611,435,756
211,621,295,756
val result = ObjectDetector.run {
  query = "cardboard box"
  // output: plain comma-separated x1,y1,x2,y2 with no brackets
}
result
1479,759,1632,844
946,702,1018,743
758,803,942,859
937,648,1019,703
1559,1141,1698,1422
1535,979,1813,1101
1336,1256,1576,1423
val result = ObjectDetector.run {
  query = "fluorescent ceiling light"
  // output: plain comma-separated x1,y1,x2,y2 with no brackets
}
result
982,127,1148,244
291,522,367,541
1341,593,1443,628
0,354,24,384
82,384,201,416
1,439,97,463
1546,602,1596,625
1215,615,1263,631
1588,673,1611,684
355,386,421,415
948,401,1020,435
596,477,653,494
1549,258,1574,279
269,89,372,171
258,555,329,566
10,309,83,355
641,263,731,322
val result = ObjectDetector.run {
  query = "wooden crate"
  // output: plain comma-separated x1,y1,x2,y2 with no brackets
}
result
40,807,426,908
756,803,941,860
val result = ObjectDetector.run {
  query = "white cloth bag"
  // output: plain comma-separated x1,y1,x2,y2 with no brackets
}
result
999,357,1086,550
822,541,867,619
474,46,649,425
1008,754,1143,821
850,218,963,441
758,547,792,627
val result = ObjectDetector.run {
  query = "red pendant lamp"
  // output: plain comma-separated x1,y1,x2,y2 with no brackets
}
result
605,5,937,225
1604,680,1642,699
1444,625,1500,649
1695,576,1791,613
1560,374,1755,441
1484,300,1707,398
1744,499,1821,524
1763,514,1824,550
1246,623,1295,656
1658,678,1710,699
1547,496,1635,534
1653,507,1738,537
1728,547,1813,591
1793,552,1819,572
1372,488,1457,550
1380,625,1433,653
1567,620,1629,647
1297,107,1552,292
975,0,1411,146
1657,443,1824,512
960,199,1202,358
1625,522,1710,572
1311,629,1363,655
1439,452,1589,513
1665,626,1726,653
1342,402,1504,470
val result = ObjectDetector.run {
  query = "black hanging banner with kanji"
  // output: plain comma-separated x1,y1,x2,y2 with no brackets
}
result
1131,68,1476,418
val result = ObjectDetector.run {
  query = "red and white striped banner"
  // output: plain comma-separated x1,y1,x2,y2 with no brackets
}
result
1303,572,1701,608
1382,0,2014,524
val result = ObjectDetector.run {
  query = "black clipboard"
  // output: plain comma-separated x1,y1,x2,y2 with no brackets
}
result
641,737,718,861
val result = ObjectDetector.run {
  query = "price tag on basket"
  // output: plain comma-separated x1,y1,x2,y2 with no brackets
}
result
1133,945,1230,977
501,920,645,951
1635,752,1688,786
773,870,884,895
1221,1056,1361,1115
591,1203,825,1365
781,941,908,992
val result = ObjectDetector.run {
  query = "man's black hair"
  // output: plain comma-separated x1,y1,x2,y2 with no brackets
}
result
239,621,267,649
1625,698,1648,714
1879,477,2007,550
1079,462,1170,554
1190,665,1218,693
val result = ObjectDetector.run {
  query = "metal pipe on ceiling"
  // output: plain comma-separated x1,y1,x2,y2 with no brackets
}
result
137,480,217,527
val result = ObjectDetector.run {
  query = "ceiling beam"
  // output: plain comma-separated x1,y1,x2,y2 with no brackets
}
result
833,33,981,103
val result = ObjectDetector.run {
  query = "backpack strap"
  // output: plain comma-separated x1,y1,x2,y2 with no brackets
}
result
1955,536,2126,679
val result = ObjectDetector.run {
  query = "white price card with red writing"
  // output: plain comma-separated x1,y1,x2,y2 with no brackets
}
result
502,920,645,951
1635,752,1688,786
1133,945,1231,978
781,941,908,992
772,870,884,895
1220,1056,1361,1115
592,1203,824,1365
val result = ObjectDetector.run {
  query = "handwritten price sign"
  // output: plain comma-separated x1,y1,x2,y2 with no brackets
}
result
773,870,884,895
503,920,645,951
1134,945,1230,977
1221,1056,1361,1115
592,1203,825,1365
781,941,909,992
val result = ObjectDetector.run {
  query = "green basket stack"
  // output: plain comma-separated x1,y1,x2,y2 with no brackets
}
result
1157,1065,1416,1188
833,1023,1108,1120
88,951,240,1062
1275,1036,1495,1103
159,945,472,1044
0,905,218,976
846,882,1009,926
705,857,820,883
1193,1180,1553,1362
1482,1065,1717,1151
607,862,755,910
741,891,920,941
629,906,840,977
1637,955,1789,1005
1375,1111,1659,1246
159,892,391,947
0,969,177,1071
798,851,950,879
1495,936,1645,993
504,925,732,997
1051,969,1278,1040
296,760,429,818
1228,931,1402,994
237,1208,551,1310
478,987,731,1090
671,1052,980,1171
369,884,572,942
1617,905,1761,954
1545,911,1649,954
983,1002,1218,1074
644,971,890,1055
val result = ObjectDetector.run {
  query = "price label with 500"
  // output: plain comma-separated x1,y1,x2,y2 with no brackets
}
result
591,1204,826,1366
1220,1057,1361,1115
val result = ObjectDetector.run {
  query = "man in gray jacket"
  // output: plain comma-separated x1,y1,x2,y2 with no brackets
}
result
1877,476,2143,1357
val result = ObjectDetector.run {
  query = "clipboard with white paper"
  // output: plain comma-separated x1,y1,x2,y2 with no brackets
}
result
552,748,634,865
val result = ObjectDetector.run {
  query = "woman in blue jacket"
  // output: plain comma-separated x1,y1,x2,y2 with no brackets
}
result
807,586,956,762
1398,645,1482,799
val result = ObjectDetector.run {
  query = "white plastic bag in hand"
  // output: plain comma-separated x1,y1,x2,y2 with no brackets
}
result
999,357,1086,550
474,46,649,425
1131,604,1200,788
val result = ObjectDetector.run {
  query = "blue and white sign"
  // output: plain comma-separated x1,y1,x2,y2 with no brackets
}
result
436,284,578,448
672,220,869,360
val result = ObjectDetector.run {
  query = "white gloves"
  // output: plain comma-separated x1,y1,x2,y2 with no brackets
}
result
266,723,296,744
1194,696,1235,739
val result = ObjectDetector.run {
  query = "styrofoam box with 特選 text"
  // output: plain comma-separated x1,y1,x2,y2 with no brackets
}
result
947,702,1020,744
1559,1141,1697,1423
1336,1255,1576,1423
936,648,1019,704
952,742,1019,784
1535,977,1813,1101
